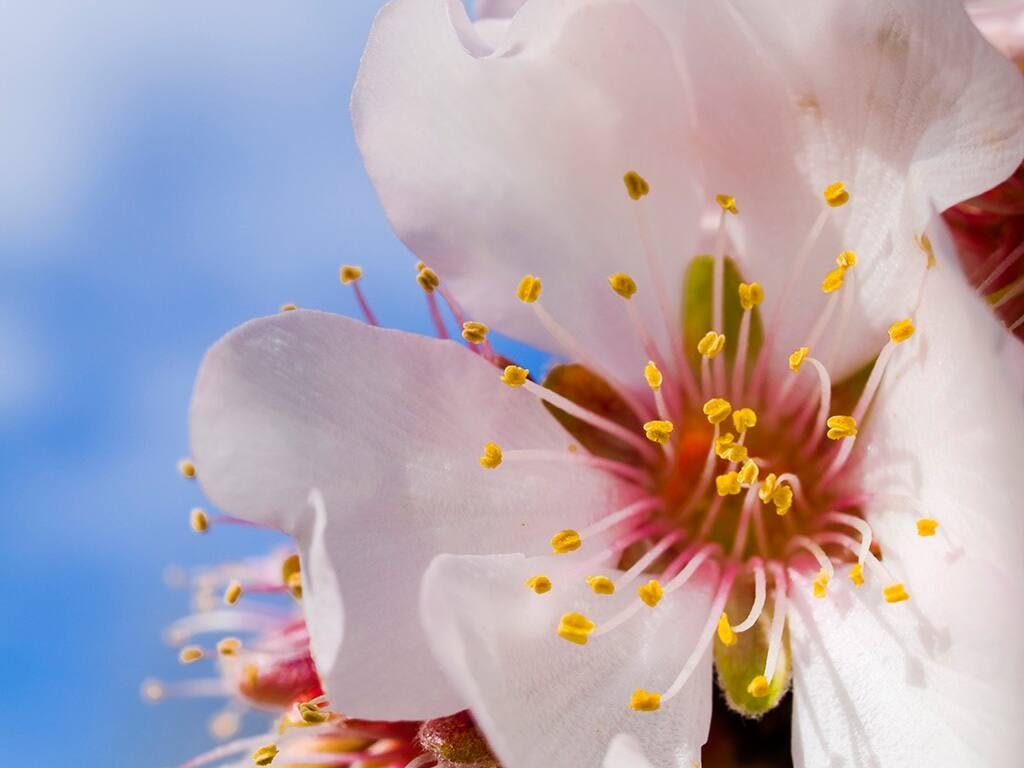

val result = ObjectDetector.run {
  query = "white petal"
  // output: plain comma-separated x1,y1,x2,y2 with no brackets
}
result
190,310,631,719
603,733,656,768
354,0,703,388
421,553,717,768
967,0,1024,59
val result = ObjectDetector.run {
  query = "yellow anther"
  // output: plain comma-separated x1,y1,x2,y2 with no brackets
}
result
178,458,197,479
716,194,739,215
738,282,764,310
224,580,243,605
916,518,939,537
637,580,664,607
714,432,736,459
279,303,298,312
623,171,650,200
703,398,733,425
821,266,847,294
525,575,552,594
917,234,937,268
550,529,582,554
644,361,663,390
339,265,363,285
557,612,596,645
629,689,662,712
189,507,209,534
732,407,758,433
286,571,303,600
823,181,850,208
415,261,426,271
849,562,865,587
835,250,858,268
461,321,489,344
252,743,279,766
758,473,778,503
517,274,542,303
643,419,674,445
298,701,331,725
697,331,726,358
217,637,242,656
772,484,793,515
716,471,742,496
812,569,829,599
243,664,259,689
479,442,503,469
501,365,529,388
716,612,737,646
826,415,858,440
883,583,910,603
788,346,810,372
179,646,204,664
738,459,759,486
747,675,770,698
724,444,749,464
417,266,440,293
586,575,616,595
888,318,915,344
609,272,638,299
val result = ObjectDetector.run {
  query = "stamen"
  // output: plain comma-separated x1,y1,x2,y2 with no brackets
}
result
731,558,768,633
608,272,638,299
716,194,739,215
525,575,552,594
978,240,1024,294
823,181,850,208
703,397,732,425
916,518,939,537
630,689,662,712
478,442,503,469
813,531,909,604
730,487,761,560
717,613,737,646
637,580,664,607
586,575,616,595
825,415,858,440
500,365,529,388
732,407,757,433
460,321,489,344
190,507,210,534
179,646,204,664
821,511,872,563
224,580,242,605
788,535,834,597
795,357,833,459
757,562,790,693
279,303,297,312
178,458,197,479
732,283,764,399
645,361,675,426
616,531,685,589
578,497,662,540
550,530,582,554
339,265,378,327
252,743,279,766
216,637,242,656
557,612,596,645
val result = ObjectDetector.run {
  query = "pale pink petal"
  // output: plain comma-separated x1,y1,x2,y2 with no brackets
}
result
190,310,632,719
967,0,1024,58
354,0,703,389
603,734,656,768
473,0,525,20
421,553,716,768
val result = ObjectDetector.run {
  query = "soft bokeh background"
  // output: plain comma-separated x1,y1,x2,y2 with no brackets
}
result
1,2,545,765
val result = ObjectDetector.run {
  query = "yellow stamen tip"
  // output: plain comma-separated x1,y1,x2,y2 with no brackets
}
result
716,612,737,646
772,484,793,515
824,181,850,208
637,579,664,607
849,562,865,587
738,459,760,486
586,575,616,595
916,518,939,537
643,419,674,445
501,365,529,387
517,274,542,303
888,318,915,344
629,688,662,712
732,407,758,433
178,458,197,479
697,331,726,358
812,569,829,599
417,266,440,293
789,346,810,372
479,442,503,469
623,171,650,200
279,303,298,312
339,265,363,285
836,250,858,268
217,637,242,656
644,361,663,391
738,282,764,310
883,583,910,603
297,701,331,725
715,471,742,497
550,529,582,554
724,444,749,464
252,743,279,766
714,432,736,459
189,507,209,534
224,580,243,605
747,675,770,698
716,193,738,215
703,397,733,425
917,234,937,269
525,575,552,594
557,612,596,644
608,272,638,299
821,266,847,294
179,646,204,664
461,321,489,344
758,473,778,504
826,415,858,440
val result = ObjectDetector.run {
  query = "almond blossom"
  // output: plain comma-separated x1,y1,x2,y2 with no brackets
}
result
188,1,1024,766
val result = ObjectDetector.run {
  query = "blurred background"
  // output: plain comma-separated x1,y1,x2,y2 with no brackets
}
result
0,2,543,764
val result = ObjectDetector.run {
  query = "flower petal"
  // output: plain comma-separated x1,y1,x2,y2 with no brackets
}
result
190,310,631,719
967,0,1024,59
788,264,1024,766
354,0,703,388
603,733,656,768
420,552,717,768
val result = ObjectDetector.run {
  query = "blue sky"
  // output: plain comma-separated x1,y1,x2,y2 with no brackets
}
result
0,2,543,764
